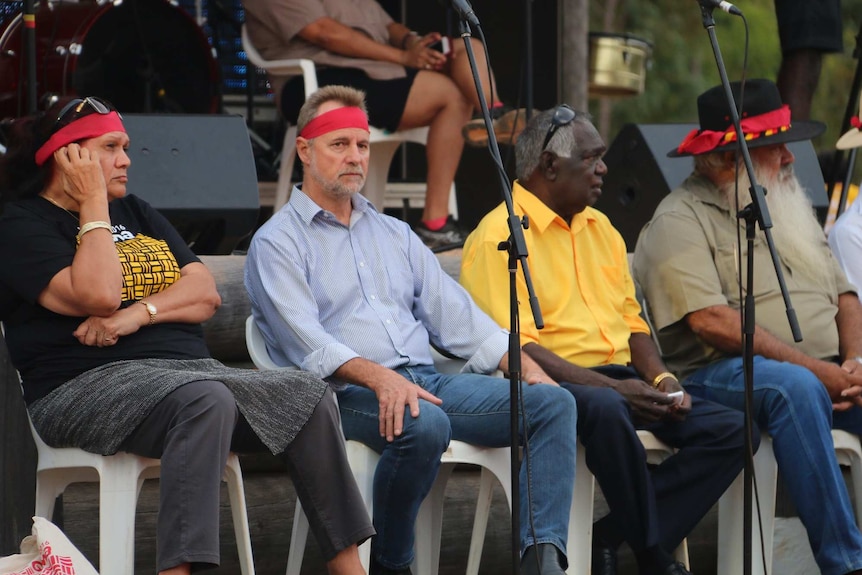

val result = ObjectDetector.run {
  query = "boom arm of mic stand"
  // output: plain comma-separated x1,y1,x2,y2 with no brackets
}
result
457,19,544,573
458,21,543,330
701,5,801,343
700,8,802,575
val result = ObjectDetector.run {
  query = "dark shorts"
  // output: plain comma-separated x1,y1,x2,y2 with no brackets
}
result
775,0,843,54
280,67,419,132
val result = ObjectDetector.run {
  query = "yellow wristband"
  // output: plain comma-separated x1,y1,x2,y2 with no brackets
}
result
651,371,678,388
76,220,112,243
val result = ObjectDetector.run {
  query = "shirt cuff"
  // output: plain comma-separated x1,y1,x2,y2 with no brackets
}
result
301,342,360,380
462,330,509,374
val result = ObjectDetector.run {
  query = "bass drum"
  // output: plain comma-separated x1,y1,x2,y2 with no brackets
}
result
0,0,219,120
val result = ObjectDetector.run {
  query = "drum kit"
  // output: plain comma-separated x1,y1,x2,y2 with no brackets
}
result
0,0,220,121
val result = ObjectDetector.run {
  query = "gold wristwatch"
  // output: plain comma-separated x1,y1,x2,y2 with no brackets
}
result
139,300,157,326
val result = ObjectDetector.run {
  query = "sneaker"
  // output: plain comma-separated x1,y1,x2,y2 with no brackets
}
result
462,106,527,148
415,215,465,252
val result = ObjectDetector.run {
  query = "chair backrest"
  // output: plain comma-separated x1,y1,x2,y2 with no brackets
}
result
240,24,319,98
245,316,283,371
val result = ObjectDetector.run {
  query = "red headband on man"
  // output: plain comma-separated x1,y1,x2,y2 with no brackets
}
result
675,105,792,156
299,106,369,139
35,112,126,166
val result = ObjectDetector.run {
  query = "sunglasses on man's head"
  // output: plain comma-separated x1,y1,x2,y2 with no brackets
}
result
541,104,577,152
51,97,119,133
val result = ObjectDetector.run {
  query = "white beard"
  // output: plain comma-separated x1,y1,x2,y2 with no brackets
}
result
721,163,831,286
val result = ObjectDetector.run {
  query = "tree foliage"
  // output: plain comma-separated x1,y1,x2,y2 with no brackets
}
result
589,0,862,179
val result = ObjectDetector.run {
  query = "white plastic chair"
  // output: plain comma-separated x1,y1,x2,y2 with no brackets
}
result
717,430,862,575
241,24,456,216
18,385,254,575
245,316,510,575
0,320,256,575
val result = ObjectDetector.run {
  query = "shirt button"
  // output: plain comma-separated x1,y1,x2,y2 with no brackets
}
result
371,295,376,300
359,262,365,267
386,320,391,324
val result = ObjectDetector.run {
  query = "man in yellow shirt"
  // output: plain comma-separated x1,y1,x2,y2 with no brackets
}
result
460,106,749,575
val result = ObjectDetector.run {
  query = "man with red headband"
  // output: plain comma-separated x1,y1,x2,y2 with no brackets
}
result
245,85,578,575
633,79,862,575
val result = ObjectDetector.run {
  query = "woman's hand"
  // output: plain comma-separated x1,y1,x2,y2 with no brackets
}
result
54,144,107,206
74,306,146,347
402,32,448,71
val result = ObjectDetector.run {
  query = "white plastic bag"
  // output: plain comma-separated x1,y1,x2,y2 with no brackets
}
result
0,516,99,574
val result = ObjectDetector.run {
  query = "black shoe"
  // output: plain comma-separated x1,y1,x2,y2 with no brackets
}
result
462,106,528,148
591,543,618,575
370,556,412,575
414,216,465,252
520,543,567,575
656,561,692,575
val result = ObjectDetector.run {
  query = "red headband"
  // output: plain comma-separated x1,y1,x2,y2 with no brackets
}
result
676,105,792,156
35,112,126,166
299,106,369,139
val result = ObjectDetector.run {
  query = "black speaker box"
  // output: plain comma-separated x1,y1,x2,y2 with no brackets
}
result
596,123,829,250
123,114,259,255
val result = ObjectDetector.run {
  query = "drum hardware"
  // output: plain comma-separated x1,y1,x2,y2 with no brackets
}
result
588,32,653,98
0,0,219,119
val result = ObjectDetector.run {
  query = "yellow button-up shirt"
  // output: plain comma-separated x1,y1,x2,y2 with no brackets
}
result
461,182,649,368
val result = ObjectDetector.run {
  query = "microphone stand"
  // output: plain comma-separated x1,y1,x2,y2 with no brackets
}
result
454,13,544,574
698,6,802,575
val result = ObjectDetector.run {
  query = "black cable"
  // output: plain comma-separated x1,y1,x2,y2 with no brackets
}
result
731,14,769,575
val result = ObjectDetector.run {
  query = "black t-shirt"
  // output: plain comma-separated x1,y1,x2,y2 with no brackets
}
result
0,194,211,404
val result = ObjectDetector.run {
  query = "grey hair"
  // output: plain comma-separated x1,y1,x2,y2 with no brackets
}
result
296,85,369,134
693,151,731,177
515,107,593,181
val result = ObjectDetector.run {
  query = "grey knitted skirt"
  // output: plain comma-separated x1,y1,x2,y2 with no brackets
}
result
28,358,328,455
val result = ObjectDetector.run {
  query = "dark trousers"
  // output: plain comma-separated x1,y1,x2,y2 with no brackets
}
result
561,365,751,553
121,380,374,571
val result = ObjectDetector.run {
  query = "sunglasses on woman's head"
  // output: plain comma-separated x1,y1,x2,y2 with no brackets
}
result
541,104,577,152
51,97,119,133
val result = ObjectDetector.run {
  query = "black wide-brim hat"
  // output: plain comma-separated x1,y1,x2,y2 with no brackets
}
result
667,78,825,157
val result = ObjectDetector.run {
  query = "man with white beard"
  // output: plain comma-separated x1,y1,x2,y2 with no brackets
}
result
633,79,862,575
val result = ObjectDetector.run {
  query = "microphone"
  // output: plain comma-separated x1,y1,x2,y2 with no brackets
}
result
438,0,480,27
699,0,743,15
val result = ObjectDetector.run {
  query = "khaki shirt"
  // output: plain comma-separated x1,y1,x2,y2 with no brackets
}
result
632,174,853,379
243,0,404,97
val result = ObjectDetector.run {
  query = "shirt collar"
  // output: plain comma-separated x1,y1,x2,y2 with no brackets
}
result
513,180,598,233
289,186,377,225
683,173,731,211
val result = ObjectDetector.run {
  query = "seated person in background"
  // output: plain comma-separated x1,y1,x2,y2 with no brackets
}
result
0,97,373,575
245,85,578,575
460,106,748,575
242,0,524,249
827,99,862,291
633,79,862,575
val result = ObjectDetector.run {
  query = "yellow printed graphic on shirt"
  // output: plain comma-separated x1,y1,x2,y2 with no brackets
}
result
116,234,182,302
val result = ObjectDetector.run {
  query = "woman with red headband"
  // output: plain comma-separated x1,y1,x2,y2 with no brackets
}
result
0,97,373,575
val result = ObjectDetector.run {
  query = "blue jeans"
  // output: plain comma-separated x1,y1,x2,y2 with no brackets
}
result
336,365,578,571
685,356,862,575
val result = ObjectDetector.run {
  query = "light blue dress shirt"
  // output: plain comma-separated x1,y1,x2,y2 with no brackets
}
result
244,187,509,385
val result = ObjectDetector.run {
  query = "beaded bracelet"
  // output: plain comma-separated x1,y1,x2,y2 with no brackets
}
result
76,220,112,243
